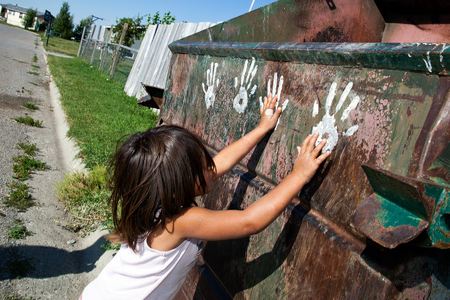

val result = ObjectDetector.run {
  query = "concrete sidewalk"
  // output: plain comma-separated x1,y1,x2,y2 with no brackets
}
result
0,23,111,300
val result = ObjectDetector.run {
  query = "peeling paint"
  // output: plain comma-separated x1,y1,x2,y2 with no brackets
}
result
423,51,433,73
440,44,449,68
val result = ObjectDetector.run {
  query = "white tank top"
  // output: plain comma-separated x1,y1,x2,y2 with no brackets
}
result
82,237,203,300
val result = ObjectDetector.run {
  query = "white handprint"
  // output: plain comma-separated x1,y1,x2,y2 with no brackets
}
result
233,57,258,114
202,62,219,109
258,72,289,129
311,81,360,152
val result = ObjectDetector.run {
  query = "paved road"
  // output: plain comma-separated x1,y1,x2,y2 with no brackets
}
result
0,23,100,299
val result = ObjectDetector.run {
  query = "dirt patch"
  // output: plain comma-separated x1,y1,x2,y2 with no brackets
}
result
0,94,29,111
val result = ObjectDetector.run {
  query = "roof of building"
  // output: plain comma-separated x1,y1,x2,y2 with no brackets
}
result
1,3,43,16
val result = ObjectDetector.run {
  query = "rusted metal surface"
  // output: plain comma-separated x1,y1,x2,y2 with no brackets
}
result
375,0,450,42
160,0,450,298
352,165,450,249
183,0,385,43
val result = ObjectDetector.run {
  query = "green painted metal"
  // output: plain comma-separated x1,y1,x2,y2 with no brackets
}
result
169,42,450,76
160,0,450,298
352,165,450,248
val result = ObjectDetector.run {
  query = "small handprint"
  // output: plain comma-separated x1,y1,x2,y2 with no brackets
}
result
258,72,289,129
202,62,219,109
311,81,360,152
233,57,258,114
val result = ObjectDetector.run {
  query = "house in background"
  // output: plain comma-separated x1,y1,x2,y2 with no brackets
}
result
0,3,47,31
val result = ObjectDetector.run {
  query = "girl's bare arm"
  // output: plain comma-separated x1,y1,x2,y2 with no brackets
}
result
178,134,331,241
212,95,282,177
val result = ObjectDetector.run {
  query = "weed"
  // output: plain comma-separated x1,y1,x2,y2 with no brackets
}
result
29,81,39,86
23,101,39,110
14,116,43,127
58,166,111,234
101,240,121,251
31,64,40,69
4,181,33,211
13,155,48,181
8,219,32,239
6,256,33,279
27,71,39,76
32,54,38,63
17,142,38,156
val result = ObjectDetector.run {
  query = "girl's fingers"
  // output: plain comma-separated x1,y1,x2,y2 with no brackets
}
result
316,150,332,164
264,96,268,108
273,107,282,119
269,95,278,109
312,139,327,158
300,135,311,154
306,133,318,153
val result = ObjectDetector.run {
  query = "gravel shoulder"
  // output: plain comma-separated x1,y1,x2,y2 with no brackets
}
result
0,24,112,300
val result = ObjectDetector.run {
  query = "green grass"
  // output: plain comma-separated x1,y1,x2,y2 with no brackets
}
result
32,54,38,63
27,71,39,76
13,155,48,181
57,166,111,234
23,101,39,110
48,56,157,234
101,240,121,251
48,56,157,167
4,181,33,211
8,219,32,239
112,58,135,85
31,64,40,69
40,33,79,57
14,116,43,127
17,142,38,156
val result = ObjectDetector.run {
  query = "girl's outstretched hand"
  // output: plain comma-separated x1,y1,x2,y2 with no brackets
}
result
257,94,282,132
292,133,331,183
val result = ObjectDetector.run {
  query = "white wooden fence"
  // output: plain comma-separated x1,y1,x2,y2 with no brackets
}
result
124,22,215,98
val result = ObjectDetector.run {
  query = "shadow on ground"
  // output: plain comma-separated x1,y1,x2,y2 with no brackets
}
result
0,236,108,280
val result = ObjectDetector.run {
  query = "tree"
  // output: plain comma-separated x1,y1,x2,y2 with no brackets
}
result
146,11,175,25
73,16,94,41
52,2,74,39
112,11,175,47
112,17,146,47
22,9,37,29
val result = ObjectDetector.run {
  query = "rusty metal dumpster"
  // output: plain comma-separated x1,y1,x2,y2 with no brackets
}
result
160,0,450,298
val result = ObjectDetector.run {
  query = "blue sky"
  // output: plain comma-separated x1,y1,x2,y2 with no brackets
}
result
9,0,276,25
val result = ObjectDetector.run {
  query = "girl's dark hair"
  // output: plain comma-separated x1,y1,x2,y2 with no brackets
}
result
109,125,215,250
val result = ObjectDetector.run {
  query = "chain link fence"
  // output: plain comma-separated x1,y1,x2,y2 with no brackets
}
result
78,27,138,85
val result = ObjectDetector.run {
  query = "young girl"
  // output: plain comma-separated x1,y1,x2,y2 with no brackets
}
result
81,95,331,299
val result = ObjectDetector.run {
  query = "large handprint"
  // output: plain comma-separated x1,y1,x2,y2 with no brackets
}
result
258,72,289,129
311,81,360,152
202,62,219,109
232,57,258,114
